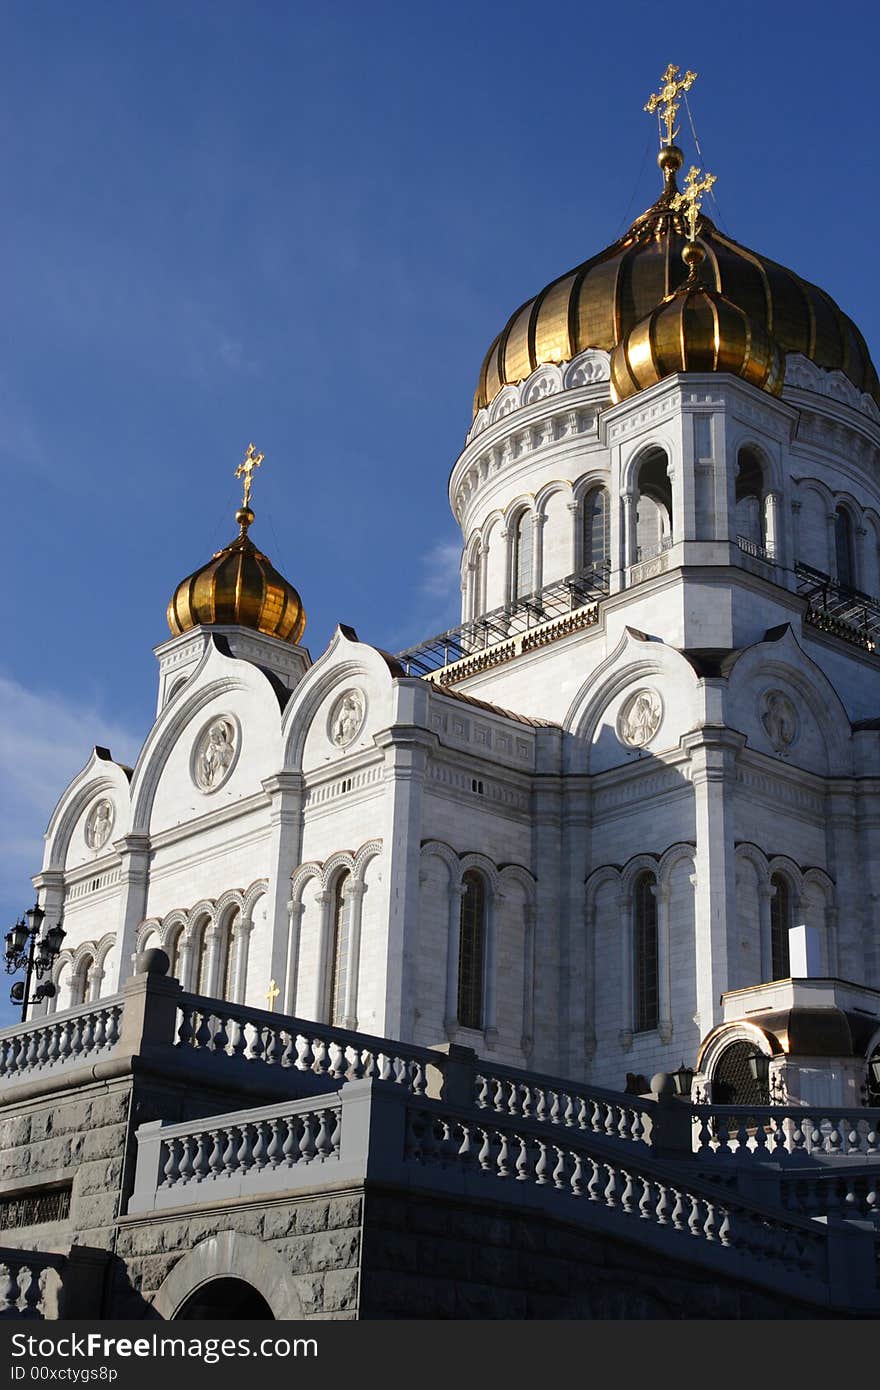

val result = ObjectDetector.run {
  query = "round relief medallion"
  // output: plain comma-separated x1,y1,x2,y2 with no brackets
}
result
85,798,114,851
617,688,663,748
759,688,798,753
328,688,366,749
191,715,240,792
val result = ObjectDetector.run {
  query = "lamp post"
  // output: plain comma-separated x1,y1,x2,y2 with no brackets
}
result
3,904,66,1023
671,1060,695,1098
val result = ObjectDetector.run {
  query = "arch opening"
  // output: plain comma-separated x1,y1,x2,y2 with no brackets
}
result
635,448,672,561
174,1278,274,1320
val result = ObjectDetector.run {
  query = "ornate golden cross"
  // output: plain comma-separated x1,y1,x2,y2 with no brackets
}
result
671,165,717,241
235,442,264,509
644,63,698,145
265,979,280,1012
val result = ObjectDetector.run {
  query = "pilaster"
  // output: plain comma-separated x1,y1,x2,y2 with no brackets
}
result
261,772,305,1003
113,833,152,991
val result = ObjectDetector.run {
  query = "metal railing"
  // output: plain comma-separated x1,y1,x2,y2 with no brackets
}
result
796,561,880,651
737,534,774,563
395,565,610,677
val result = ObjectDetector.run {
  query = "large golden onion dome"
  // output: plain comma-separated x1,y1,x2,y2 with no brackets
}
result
473,146,879,417
167,504,306,645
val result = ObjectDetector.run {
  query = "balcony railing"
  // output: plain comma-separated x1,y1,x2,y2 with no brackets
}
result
737,534,774,563
395,565,610,678
796,561,880,652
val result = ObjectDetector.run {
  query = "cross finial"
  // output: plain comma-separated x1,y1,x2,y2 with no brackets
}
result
265,978,280,1012
235,442,264,511
671,165,717,242
644,63,698,146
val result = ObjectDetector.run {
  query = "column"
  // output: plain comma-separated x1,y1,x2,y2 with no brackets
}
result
683,728,744,1038
284,900,304,1014
204,922,222,997
113,833,151,991
340,880,366,1031
261,772,305,1004
373,727,434,1037
762,490,781,562
231,917,254,1004
621,491,637,576
655,881,673,1043
758,881,774,984
30,871,64,1018
312,888,332,1022
483,890,504,1049
567,500,580,574
532,513,546,594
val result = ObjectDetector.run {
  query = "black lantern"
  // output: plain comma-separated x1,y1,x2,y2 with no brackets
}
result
671,1061,695,1097
870,1056,880,1088
3,903,66,1022
748,1051,771,1103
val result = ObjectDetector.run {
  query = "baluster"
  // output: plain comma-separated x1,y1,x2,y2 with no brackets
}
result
68,1016,83,1058
192,1132,210,1181
377,1051,393,1083
475,1074,489,1109
92,1009,108,1052
221,1127,239,1174
586,1157,602,1202
457,1123,475,1167
207,1130,224,1178
570,1152,586,1196
655,1183,671,1225
552,1147,567,1189
563,1092,576,1128
670,1189,686,1230
192,1013,211,1050
826,1120,842,1156
603,1164,620,1208
328,1108,342,1157
491,1077,504,1111
362,1050,379,1081
46,1022,63,1067
281,1118,299,1166
508,1082,521,1117
865,1120,878,1157
0,1264,18,1314
250,1025,266,1064
411,1059,428,1096
213,1014,230,1055
310,1036,328,1076
535,1087,548,1123
326,1044,345,1080
496,1131,511,1177
82,1011,97,1056
176,1009,194,1048
405,1108,422,1158
178,1135,196,1184
20,1267,44,1319
717,1209,732,1246
236,1124,254,1172
276,1029,295,1068
515,1134,531,1181
162,1138,181,1187
549,1090,561,1126
348,1047,366,1081
265,1026,282,1067
422,1115,441,1163
637,1177,653,1220
24,1029,41,1069
604,1103,616,1139
34,1027,50,1068
688,1195,703,1237
521,1085,533,1120
534,1139,550,1184
477,1127,493,1171
616,1106,629,1141
106,1005,122,1048
734,1119,749,1153
575,1096,588,1130
262,1118,280,1167
299,1112,318,1163
251,1121,268,1170
842,1178,859,1215
620,1171,636,1213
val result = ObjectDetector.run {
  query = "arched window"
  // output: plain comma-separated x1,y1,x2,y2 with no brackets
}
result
470,544,484,618
192,919,211,995
835,507,854,588
218,912,238,1001
770,873,792,980
511,511,533,601
166,927,182,982
457,870,486,1031
328,873,350,1026
582,487,610,571
735,447,766,547
70,953,94,1008
635,448,672,560
633,873,658,1033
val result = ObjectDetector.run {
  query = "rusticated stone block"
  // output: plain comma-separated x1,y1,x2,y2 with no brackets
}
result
81,1124,126,1163
408,1202,447,1236
262,1207,298,1240
72,1193,119,1229
367,1229,418,1272
327,1194,361,1229
88,1090,131,1127
74,1159,122,1196
292,1275,323,1316
0,1115,30,1149
293,1199,330,1234
321,1269,358,1312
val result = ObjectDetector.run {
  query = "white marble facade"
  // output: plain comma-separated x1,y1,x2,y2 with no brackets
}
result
33,347,880,1090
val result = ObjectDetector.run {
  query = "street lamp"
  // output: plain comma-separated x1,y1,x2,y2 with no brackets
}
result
748,1051,771,1104
3,903,65,1022
671,1061,695,1098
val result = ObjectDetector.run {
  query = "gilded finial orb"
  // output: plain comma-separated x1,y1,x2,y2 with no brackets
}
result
235,505,255,533
682,241,706,274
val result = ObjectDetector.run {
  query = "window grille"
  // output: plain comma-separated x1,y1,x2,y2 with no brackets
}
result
583,487,610,570
0,1187,71,1230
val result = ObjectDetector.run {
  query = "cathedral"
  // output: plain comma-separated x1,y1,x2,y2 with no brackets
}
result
26,66,880,1120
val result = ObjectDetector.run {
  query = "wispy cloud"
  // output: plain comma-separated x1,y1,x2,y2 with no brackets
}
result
0,673,142,917
385,537,462,652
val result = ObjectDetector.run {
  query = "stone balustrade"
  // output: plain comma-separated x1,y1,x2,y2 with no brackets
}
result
780,1169,880,1222
129,1094,346,1212
474,1064,655,1145
175,993,435,1094
0,999,124,1082
692,1106,880,1160
0,1251,64,1319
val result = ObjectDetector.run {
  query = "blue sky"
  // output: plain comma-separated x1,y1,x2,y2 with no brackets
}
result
1,0,879,973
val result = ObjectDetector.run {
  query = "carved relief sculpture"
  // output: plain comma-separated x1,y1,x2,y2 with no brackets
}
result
193,718,237,791
760,689,797,754
85,799,114,851
617,688,663,748
329,689,366,748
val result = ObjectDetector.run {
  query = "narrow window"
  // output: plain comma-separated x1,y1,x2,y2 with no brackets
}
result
166,928,181,982
770,874,791,980
193,921,211,995
457,871,486,1030
220,912,238,1000
512,512,533,601
582,487,610,571
633,873,658,1033
71,954,94,1008
834,507,854,588
328,874,350,1025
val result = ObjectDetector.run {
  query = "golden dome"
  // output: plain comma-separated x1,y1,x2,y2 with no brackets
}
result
473,147,879,416
167,506,306,645
610,243,785,401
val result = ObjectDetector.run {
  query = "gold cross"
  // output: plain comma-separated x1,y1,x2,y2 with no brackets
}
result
671,165,717,242
265,979,280,1012
644,63,698,146
235,442,264,510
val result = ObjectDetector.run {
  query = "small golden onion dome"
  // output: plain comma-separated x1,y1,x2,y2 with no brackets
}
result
609,244,785,401
166,506,306,644
473,147,879,416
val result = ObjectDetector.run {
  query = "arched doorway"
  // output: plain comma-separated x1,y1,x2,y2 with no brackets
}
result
712,1040,766,1106
175,1278,273,1320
